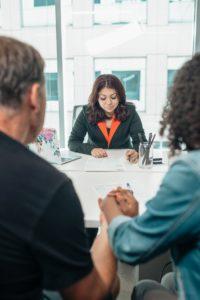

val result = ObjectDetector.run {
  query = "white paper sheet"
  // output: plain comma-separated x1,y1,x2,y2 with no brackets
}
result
84,157,125,172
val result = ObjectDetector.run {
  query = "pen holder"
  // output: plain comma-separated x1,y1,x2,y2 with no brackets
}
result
138,142,153,169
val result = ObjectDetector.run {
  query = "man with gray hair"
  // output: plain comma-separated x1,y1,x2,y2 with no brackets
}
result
0,36,118,300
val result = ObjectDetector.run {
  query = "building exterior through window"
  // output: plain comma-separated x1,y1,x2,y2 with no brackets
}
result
0,0,196,145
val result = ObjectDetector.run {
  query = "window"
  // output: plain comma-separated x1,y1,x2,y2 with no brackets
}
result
22,0,72,27
112,71,140,101
167,70,177,88
167,57,189,89
34,0,55,7
153,141,169,149
115,0,146,3
95,58,145,111
95,71,101,78
169,0,195,22
65,0,73,26
93,0,147,25
45,73,58,101
22,0,56,27
1,0,195,145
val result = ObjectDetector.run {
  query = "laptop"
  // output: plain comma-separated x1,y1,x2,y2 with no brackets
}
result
30,128,81,165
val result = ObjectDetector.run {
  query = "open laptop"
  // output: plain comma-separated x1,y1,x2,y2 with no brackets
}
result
30,128,81,165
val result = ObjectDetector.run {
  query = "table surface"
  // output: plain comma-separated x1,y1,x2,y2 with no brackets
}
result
57,150,169,297
58,149,168,227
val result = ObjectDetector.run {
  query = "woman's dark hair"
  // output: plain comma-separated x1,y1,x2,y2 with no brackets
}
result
87,74,131,124
160,53,200,156
0,36,45,109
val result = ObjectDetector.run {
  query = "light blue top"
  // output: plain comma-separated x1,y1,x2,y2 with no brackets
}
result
108,150,200,300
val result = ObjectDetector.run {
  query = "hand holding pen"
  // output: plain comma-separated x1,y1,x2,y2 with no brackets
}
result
125,149,139,164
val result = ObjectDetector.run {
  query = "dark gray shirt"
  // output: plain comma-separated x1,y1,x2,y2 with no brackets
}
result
0,132,93,300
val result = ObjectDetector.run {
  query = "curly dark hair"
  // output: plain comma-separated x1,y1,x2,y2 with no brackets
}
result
160,53,200,156
87,74,131,124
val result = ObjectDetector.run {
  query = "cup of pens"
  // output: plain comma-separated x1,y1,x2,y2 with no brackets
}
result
138,133,156,169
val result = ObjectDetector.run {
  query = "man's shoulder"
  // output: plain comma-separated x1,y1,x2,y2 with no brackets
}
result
25,148,67,185
3,143,68,199
0,142,71,243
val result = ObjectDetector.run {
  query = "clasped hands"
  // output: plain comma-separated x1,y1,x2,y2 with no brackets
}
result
99,187,139,225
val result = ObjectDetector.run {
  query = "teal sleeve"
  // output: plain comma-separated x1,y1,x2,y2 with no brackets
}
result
108,160,200,265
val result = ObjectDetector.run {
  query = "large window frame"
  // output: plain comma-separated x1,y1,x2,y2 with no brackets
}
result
168,0,195,23
45,60,58,111
53,0,200,146
45,72,58,101
21,0,55,27
167,56,190,88
93,0,147,26
21,0,72,28
34,0,55,7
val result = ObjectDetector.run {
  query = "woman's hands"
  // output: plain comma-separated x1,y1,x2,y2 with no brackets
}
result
91,148,108,158
108,187,139,217
125,149,139,164
99,188,139,224
91,148,138,161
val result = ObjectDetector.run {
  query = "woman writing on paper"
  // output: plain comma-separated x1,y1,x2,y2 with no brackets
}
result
68,74,146,163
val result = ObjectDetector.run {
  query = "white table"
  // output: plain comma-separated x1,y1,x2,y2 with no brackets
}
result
58,149,169,299
58,149,168,227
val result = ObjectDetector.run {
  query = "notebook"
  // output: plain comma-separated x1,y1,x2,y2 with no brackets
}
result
30,128,81,165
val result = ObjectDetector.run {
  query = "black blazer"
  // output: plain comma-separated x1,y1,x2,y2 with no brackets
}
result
68,104,146,155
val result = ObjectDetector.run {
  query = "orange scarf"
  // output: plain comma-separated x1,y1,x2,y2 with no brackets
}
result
97,117,121,146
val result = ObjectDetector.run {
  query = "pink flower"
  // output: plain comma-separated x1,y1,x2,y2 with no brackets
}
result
40,128,55,142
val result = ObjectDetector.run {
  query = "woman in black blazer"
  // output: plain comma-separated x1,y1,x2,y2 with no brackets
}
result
68,74,146,163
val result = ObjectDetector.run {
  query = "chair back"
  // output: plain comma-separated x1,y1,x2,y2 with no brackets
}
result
72,105,83,126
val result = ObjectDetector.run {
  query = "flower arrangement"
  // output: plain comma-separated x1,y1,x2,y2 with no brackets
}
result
36,128,60,158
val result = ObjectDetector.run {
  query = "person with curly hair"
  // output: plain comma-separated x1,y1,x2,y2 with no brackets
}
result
100,54,200,300
68,74,146,162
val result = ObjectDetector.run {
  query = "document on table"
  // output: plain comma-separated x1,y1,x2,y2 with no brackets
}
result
84,157,125,172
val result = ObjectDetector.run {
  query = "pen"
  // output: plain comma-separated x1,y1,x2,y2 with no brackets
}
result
126,182,133,194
